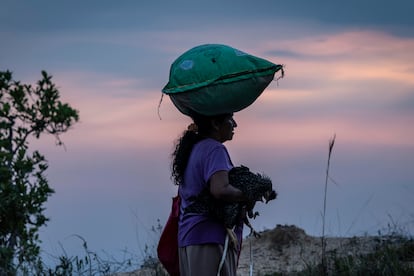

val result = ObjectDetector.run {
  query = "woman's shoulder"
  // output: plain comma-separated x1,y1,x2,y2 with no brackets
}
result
195,138,225,151
194,138,231,164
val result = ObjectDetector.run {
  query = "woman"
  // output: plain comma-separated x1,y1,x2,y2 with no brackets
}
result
171,112,247,276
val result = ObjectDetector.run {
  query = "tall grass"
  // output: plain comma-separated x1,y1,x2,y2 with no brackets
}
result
261,224,414,276
321,134,336,275
297,234,414,276
11,219,165,275
40,235,141,275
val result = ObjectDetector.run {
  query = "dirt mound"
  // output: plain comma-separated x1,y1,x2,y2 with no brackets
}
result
118,224,413,275
237,224,412,275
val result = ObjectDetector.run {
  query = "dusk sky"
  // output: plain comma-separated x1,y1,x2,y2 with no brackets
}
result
2,0,414,267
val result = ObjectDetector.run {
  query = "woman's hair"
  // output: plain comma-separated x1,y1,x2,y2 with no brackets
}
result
171,113,230,185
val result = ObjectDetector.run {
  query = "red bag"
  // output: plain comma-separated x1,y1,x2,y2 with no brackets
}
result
157,195,180,276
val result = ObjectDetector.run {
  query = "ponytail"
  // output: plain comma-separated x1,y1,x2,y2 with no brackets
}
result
171,126,203,185
170,113,231,185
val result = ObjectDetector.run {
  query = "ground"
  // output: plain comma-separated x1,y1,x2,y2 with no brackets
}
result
116,224,414,276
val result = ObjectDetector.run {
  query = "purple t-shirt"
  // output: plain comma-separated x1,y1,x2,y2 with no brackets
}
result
178,138,243,250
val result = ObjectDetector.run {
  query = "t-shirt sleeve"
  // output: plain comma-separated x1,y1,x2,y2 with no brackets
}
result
202,144,233,183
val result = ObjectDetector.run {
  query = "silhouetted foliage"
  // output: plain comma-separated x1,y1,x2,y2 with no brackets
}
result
0,70,79,274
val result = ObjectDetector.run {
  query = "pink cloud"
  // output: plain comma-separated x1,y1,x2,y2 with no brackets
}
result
264,30,414,58
36,29,414,158
263,30,414,85
27,71,186,151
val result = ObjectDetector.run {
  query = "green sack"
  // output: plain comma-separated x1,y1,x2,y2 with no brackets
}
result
162,44,283,116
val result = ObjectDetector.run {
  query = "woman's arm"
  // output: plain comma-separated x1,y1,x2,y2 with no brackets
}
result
209,170,247,202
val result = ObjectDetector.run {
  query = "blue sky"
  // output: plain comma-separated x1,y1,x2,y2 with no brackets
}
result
2,0,414,267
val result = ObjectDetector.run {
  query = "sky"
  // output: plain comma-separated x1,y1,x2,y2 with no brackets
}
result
1,0,414,268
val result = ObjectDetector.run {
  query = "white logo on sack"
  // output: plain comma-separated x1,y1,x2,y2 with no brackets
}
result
180,60,194,70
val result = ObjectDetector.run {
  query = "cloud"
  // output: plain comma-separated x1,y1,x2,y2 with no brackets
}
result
6,71,183,157
226,30,414,153
3,0,413,35
265,30,414,76
41,28,413,154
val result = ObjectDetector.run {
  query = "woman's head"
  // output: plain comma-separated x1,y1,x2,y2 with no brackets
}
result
171,112,238,185
191,113,237,142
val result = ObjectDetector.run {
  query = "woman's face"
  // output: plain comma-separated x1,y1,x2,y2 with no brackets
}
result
217,114,237,142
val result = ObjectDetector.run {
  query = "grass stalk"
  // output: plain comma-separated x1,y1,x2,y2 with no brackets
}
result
321,134,336,274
